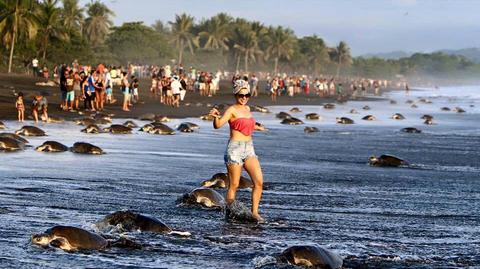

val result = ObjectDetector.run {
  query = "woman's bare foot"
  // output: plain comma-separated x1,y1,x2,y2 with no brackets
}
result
252,213,265,223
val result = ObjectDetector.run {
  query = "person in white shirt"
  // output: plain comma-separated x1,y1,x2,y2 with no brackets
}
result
164,65,172,78
317,79,323,96
170,76,182,108
32,58,39,77
212,74,221,96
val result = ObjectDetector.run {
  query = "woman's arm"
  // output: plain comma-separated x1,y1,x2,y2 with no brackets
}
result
210,107,233,129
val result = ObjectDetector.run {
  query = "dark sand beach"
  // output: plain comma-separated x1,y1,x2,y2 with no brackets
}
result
0,73,382,121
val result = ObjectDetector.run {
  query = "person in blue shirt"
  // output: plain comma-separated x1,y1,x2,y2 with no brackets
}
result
82,72,96,111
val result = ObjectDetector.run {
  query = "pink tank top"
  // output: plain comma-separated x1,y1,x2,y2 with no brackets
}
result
229,117,256,136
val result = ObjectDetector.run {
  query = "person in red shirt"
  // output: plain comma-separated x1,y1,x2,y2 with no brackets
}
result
209,80,265,223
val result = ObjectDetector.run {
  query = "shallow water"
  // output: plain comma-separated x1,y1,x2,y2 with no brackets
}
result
1,86,479,268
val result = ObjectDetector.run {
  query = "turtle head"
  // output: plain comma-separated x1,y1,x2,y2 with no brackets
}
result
31,233,52,246
140,124,153,132
88,126,99,133
35,145,46,152
369,156,379,164
201,179,216,188
91,147,104,155
201,177,225,188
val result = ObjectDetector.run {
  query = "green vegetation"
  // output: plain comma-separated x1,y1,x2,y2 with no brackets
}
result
0,0,479,80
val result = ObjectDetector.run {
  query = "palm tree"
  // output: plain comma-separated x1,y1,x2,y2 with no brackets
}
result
232,22,263,72
0,0,37,73
249,21,268,65
228,18,245,71
213,12,233,26
335,41,352,77
250,21,267,44
83,0,114,46
152,19,169,35
299,35,330,75
198,15,231,67
61,0,84,34
169,13,198,65
265,26,296,75
36,0,68,60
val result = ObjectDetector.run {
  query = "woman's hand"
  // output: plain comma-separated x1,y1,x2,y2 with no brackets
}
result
212,106,233,129
209,108,221,118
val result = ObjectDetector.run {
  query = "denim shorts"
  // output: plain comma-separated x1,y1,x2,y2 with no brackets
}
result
224,140,257,166
66,91,75,102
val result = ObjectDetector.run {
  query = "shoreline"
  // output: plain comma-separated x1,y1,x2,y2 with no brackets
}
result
0,73,395,121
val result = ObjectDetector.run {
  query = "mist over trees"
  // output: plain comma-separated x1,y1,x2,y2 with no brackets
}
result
1,0,479,80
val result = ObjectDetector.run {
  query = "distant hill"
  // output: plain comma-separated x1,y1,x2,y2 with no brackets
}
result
360,51,413,60
361,48,480,63
437,48,480,63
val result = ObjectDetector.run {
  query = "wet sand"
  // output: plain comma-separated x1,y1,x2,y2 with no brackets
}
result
0,73,388,121
1,85,478,268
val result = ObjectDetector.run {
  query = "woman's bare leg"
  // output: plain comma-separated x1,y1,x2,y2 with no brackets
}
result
226,164,242,205
33,110,38,123
122,94,130,111
243,157,264,221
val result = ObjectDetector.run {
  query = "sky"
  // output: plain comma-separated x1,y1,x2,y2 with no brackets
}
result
80,0,480,56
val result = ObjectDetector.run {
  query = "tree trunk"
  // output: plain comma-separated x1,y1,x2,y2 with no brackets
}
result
235,53,240,73
244,50,248,72
336,54,342,78
220,50,227,69
8,30,16,74
42,35,48,60
274,57,279,75
8,12,18,74
178,39,184,64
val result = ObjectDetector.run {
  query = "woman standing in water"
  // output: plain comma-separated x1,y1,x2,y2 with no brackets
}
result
209,80,264,222
121,72,130,111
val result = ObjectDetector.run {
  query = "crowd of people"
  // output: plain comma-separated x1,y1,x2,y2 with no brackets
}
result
39,63,147,113
23,61,228,121
242,74,397,102
20,58,410,123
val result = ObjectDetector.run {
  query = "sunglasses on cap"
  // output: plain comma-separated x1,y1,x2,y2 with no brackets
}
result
236,93,251,98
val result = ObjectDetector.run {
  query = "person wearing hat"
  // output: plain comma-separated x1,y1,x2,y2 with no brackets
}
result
209,80,265,223
171,75,181,108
